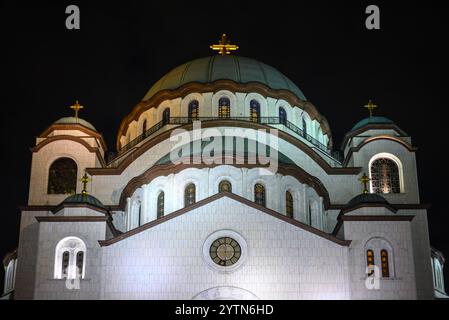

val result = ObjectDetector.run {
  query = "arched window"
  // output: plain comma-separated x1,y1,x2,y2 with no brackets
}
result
279,107,287,125
254,183,266,207
62,251,70,278
138,203,142,227
381,250,390,278
76,251,84,278
142,119,147,135
370,158,401,194
366,249,375,276
302,118,307,135
219,180,232,193
286,191,293,218
157,191,164,219
184,183,196,207
249,100,260,123
218,97,231,119
54,237,86,280
188,100,199,121
47,158,77,195
162,108,170,125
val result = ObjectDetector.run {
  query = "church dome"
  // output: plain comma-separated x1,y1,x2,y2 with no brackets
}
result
62,193,106,209
351,116,395,131
54,117,97,132
143,55,307,101
346,193,389,209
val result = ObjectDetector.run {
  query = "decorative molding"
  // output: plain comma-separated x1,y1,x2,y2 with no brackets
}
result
87,120,361,176
343,135,417,167
117,160,332,210
39,123,108,152
99,192,352,247
339,215,414,221
116,80,333,150
35,216,108,222
31,135,106,168
341,124,408,151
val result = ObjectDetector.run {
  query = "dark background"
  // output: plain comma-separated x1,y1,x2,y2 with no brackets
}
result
1,1,448,295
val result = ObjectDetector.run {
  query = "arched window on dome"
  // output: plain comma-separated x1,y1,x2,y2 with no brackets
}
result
157,191,165,219
370,157,401,194
188,100,199,121
218,97,231,119
302,118,307,135
48,158,77,195
366,249,375,277
286,191,294,218
162,108,170,125
184,183,196,207
254,183,266,207
279,107,287,125
219,180,232,193
249,100,260,123
381,249,390,278
54,237,86,279
142,119,147,135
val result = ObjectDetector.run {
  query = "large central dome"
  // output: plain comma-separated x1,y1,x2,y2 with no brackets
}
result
143,56,307,101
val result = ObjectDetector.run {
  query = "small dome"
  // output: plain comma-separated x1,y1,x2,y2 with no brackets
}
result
346,193,389,209
62,193,105,209
54,117,97,132
143,55,307,101
351,116,395,131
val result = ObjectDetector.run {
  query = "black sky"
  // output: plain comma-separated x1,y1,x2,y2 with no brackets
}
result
1,1,448,293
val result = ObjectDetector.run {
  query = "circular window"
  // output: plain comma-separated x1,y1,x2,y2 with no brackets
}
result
210,237,241,266
202,230,247,272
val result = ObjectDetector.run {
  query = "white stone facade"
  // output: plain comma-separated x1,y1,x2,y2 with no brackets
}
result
3,56,445,300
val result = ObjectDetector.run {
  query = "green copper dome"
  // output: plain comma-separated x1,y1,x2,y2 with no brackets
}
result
143,55,307,101
54,117,97,132
346,193,389,208
62,193,105,209
351,116,395,131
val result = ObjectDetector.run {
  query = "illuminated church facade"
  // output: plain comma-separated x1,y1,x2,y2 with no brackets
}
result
2,36,448,300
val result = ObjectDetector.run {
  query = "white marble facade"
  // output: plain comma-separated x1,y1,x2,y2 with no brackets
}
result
3,55,447,300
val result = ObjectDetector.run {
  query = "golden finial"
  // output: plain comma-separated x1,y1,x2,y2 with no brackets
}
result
81,173,90,195
210,34,239,56
359,173,371,194
364,100,378,117
70,100,84,118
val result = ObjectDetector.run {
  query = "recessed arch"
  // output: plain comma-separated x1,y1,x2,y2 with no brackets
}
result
369,152,404,193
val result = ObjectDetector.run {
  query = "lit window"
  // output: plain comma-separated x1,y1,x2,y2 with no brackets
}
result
188,100,199,121
250,100,260,123
54,237,86,279
366,249,375,276
218,98,231,119
254,183,266,207
184,183,196,207
286,191,293,218
371,158,400,194
47,158,77,195
381,250,390,278
219,180,232,193
157,191,164,219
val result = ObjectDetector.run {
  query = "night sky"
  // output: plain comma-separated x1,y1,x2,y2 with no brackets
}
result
1,1,448,293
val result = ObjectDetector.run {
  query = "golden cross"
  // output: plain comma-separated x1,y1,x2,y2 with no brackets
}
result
210,34,239,56
81,173,90,195
70,100,84,118
364,100,378,117
359,173,371,194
